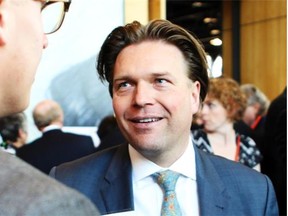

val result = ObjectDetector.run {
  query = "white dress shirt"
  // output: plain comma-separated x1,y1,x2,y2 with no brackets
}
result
129,138,199,216
42,124,62,132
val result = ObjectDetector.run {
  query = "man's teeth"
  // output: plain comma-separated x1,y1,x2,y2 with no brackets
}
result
138,118,159,123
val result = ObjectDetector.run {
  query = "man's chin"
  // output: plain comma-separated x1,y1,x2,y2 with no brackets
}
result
132,141,162,156
16,97,30,113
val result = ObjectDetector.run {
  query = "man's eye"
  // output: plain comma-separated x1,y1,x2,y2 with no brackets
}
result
116,81,131,90
156,79,167,84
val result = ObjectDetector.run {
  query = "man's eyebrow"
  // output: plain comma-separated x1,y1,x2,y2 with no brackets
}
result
151,71,175,79
113,75,132,82
113,71,173,82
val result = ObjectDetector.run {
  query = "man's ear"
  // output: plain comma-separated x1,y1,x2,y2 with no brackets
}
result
191,81,201,114
0,9,7,46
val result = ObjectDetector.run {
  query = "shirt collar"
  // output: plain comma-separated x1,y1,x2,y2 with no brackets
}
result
129,136,196,183
42,125,61,133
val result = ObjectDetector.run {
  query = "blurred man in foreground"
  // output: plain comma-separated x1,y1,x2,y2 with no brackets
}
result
0,0,99,214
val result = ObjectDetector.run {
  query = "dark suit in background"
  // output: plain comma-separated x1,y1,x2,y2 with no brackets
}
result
96,127,127,152
96,115,127,152
261,87,287,215
17,129,96,174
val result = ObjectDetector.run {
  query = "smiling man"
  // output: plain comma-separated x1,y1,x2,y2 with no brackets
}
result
112,40,200,168
51,20,278,215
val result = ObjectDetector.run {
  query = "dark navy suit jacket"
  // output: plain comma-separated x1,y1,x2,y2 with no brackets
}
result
50,144,278,215
17,129,96,174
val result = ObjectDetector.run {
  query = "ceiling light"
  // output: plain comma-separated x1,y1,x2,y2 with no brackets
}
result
210,38,222,46
192,2,203,7
203,17,218,24
210,29,220,35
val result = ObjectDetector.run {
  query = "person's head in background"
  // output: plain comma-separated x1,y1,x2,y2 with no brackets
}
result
240,84,270,128
33,99,64,132
201,77,247,133
0,0,70,117
97,115,118,140
97,19,209,167
0,112,28,149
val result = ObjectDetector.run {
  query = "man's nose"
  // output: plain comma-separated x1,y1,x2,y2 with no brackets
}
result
133,82,154,107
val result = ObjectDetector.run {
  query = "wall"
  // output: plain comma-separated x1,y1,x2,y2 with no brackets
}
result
124,0,166,24
223,0,286,100
125,0,149,24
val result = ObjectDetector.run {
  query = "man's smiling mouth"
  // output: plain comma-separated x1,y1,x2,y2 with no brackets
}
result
131,117,162,123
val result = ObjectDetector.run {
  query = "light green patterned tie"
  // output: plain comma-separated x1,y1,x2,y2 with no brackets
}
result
152,170,182,216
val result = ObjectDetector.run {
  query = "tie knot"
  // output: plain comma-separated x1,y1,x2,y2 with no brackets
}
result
152,170,180,192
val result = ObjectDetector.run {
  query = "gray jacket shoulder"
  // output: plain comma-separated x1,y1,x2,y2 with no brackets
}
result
0,151,99,216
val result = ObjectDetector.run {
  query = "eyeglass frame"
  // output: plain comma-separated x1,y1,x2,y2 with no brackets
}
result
38,0,72,34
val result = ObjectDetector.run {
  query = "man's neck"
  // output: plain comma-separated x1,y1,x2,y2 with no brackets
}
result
42,124,62,133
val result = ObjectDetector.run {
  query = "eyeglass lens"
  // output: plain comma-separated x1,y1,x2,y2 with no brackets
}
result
41,2,65,34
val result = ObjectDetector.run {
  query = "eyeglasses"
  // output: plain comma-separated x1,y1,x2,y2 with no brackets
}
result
40,0,71,34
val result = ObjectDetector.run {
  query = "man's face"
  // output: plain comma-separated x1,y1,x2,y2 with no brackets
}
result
0,0,48,117
112,41,200,166
242,104,259,126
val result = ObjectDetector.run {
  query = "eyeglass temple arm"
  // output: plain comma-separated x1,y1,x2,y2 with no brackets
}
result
44,0,71,11
45,0,71,3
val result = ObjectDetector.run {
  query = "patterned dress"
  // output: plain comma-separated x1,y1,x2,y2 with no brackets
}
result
192,129,263,168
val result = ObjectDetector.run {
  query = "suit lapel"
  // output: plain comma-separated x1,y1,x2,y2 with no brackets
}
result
100,144,134,214
194,145,231,216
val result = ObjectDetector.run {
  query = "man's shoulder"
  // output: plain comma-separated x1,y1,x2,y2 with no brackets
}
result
49,144,130,199
23,135,45,148
0,152,99,215
61,131,94,142
53,144,128,173
195,147,268,183
195,148,278,215
16,140,40,156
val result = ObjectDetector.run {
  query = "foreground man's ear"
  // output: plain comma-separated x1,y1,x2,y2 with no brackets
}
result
0,9,7,46
191,81,201,114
